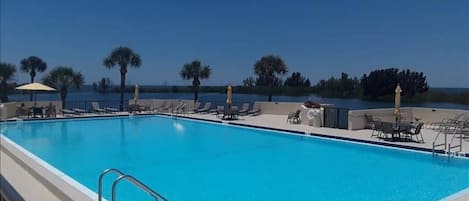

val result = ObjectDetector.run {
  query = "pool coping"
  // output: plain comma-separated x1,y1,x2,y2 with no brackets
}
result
1,114,468,201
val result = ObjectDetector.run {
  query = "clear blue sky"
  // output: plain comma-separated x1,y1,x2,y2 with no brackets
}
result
1,0,468,87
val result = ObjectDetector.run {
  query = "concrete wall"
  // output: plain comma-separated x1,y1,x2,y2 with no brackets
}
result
0,136,96,201
0,101,62,120
255,101,304,115
348,107,469,130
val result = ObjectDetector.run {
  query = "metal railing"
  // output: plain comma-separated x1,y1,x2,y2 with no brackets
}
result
432,121,467,157
98,168,168,201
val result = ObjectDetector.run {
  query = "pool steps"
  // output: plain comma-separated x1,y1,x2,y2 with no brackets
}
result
98,168,168,201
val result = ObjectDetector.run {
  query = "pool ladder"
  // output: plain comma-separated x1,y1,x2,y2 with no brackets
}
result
432,122,467,157
98,168,168,201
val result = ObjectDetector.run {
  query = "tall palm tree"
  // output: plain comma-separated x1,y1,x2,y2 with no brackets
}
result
42,67,84,109
254,55,288,101
103,47,142,111
180,60,211,102
20,56,47,101
0,62,17,102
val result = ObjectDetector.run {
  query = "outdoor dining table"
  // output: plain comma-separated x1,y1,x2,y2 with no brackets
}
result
391,121,415,139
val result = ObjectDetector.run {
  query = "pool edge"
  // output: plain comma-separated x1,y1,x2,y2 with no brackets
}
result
0,135,100,201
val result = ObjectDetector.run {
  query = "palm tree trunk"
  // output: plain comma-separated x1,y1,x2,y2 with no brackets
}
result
30,75,35,101
60,87,67,109
120,72,126,111
0,81,7,102
193,85,199,103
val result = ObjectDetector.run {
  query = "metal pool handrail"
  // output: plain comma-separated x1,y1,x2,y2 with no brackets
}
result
98,168,168,201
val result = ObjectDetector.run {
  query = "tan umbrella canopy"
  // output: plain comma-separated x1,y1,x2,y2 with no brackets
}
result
16,83,56,105
226,84,232,106
394,83,402,123
15,82,56,91
133,84,139,105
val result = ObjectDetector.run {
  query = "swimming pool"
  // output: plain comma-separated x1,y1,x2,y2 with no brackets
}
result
1,115,468,201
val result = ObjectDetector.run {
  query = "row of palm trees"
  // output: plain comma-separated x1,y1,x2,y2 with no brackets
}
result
0,46,289,109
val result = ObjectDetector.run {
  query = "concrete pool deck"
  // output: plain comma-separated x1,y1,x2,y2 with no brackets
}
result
179,113,469,156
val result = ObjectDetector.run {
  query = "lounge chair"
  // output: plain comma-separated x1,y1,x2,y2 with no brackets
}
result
248,103,261,116
158,102,172,113
91,102,107,113
429,113,464,130
238,103,250,116
188,102,201,114
287,110,301,124
72,108,86,115
211,106,224,117
172,103,186,114
197,102,211,113
62,109,78,116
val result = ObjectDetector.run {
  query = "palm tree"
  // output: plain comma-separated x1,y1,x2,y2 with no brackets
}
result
103,47,142,111
0,62,17,102
42,67,84,109
20,56,47,100
180,60,211,102
254,55,288,101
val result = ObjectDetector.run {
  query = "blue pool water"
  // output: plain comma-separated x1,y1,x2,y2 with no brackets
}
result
2,116,469,201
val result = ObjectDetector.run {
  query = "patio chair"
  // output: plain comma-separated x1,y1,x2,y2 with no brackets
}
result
31,107,44,118
402,122,425,143
364,114,374,129
248,103,261,116
371,120,384,138
223,106,239,120
380,122,395,139
45,103,57,118
238,103,250,116
197,102,211,113
16,104,31,118
287,110,301,124
91,102,107,113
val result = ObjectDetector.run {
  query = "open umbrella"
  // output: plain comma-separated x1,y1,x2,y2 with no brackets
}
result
394,83,402,124
15,82,56,105
133,84,139,105
226,84,232,107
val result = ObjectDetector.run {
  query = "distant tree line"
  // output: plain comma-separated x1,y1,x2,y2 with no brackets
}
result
2,49,467,106
312,68,430,100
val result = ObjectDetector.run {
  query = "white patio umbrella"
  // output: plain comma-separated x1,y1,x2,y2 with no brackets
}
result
226,84,232,107
16,82,56,105
133,84,139,105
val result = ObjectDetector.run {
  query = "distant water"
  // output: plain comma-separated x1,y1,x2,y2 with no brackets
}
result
8,90,469,110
